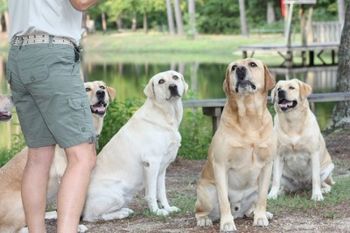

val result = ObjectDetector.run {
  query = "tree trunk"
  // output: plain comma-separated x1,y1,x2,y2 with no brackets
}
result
338,0,345,25
173,0,184,35
331,3,350,129
188,0,196,38
143,12,148,33
4,11,9,33
131,12,137,32
238,0,249,37
0,14,3,32
101,12,107,33
116,16,123,31
267,2,276,24
166,0,176,35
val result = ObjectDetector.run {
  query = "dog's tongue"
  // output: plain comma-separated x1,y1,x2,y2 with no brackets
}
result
93,106,105,112
0,111,11,117
279,100,294,109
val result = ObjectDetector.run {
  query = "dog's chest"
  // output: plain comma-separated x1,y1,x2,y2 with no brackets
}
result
158,131,181,166
282,150,311,178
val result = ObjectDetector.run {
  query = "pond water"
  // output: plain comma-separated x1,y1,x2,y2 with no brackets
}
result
0,54,340,150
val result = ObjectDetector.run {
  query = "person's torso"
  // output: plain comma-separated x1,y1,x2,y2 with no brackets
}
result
8,0,82,43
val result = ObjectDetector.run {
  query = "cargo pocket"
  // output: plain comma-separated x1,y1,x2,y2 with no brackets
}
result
68,97,91,134
20,65,49,85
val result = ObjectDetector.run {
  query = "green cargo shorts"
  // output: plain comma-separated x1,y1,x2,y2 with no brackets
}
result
6,42,95,148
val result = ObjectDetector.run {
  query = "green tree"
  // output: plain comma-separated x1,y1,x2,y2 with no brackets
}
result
0,0,8,32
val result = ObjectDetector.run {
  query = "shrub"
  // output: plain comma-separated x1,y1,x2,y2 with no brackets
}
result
0,134,25,167
178,108,212,160
98,98,212,160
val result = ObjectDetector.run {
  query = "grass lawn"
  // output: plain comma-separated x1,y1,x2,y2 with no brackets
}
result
268,175,350,219
82,32,287,64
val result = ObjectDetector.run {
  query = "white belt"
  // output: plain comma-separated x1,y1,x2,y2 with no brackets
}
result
11,33,76,47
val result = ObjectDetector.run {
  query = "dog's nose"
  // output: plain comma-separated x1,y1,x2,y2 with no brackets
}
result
278,89,286,99
96,90,105,100
236,66,246,80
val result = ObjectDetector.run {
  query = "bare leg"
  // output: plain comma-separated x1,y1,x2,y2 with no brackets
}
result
22,146,55,233
57,142,96,233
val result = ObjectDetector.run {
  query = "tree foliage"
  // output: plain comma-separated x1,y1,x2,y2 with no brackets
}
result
0,0,339,34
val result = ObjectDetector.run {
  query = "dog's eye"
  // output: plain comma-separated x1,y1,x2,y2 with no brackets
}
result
173,75,179,80
158,79,165,84
85,87,91,92
231,65,237,71
249,62,257,67
99,86,106,90
289,86,295,90
277,87,281,91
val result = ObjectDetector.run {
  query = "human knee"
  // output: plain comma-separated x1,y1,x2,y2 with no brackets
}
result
27,147,55,168
66,143,96,170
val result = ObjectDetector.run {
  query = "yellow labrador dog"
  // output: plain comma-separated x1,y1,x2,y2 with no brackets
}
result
82,70,188,221
0,95,13,121
0,81,115,233
195,58,276,231
268,79,334,201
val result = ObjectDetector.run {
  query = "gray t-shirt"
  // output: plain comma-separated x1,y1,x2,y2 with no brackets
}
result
8,0,83,43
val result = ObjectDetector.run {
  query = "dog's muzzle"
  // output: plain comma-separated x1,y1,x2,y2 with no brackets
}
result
168,84,180,98
96,90,105,101
234,66,256,93
277,90,297,111
235,80,256,93
0,111,12,121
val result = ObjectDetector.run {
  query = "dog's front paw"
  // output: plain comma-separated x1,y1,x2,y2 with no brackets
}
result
153,208,169,216
165,206,180,213
196,216,213,227
78,224,88,233
321,184,331,194
45,211,58,219
311,192,324,201
268,187,279,200
254,213,269,227
266,211,274,220
220,215,236,232
18,227,29,233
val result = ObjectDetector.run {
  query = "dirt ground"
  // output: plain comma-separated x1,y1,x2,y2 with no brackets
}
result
46,130,350,233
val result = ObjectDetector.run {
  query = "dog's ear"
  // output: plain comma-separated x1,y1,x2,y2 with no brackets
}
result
179,73,189,95
270,86,277,103
264,64,275,92
144,79,155,98
298,80,312,99
107,86,116,101
223,64,232,95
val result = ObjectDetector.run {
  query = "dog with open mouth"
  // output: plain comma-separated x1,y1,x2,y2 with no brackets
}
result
0,95,13,121
195,58,276,231
0,81,115,233
268,79,334,201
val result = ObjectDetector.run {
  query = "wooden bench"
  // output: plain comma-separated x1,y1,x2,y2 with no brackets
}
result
239,21,342,67
183,92,350,133
239,43,339,67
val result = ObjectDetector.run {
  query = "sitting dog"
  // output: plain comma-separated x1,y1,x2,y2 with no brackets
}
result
0,81,115,233
0,95,13,121
82,70,188,221
268,79,334,201
195,58,276,231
